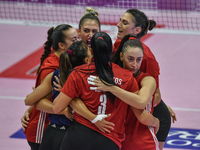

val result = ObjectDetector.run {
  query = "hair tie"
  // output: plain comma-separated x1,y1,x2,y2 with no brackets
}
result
67,50,73,56
98,37,104,40
89,10,96,16
129,37,136,40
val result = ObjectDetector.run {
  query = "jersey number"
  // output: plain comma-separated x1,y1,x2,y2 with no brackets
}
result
98,94,107,114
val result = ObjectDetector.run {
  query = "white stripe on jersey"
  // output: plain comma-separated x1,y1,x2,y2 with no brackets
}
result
147,97,160,149
36,111,46,143
149,126,160,150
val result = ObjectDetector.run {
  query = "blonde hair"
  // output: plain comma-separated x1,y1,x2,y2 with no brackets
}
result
83,7,98,17
79,7,101,30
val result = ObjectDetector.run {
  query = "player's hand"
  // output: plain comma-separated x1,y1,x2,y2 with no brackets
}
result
53,76,62,92
21,110,30,131
167,105,177,123
87,75,113,91
92,114,115,133
153,118,160,134
63,107,74,121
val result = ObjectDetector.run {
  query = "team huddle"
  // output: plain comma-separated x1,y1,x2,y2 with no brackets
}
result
21,7,177,150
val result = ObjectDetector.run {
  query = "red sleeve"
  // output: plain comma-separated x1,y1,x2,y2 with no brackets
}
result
61,70,79,99
140,44,160,87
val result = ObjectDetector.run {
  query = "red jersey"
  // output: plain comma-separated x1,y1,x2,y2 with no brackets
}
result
113,38,160,87
121,72,159,150
25,53,59,143
61,62,139,149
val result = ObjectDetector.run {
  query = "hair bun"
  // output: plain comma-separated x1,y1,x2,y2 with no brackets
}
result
85,7,98,16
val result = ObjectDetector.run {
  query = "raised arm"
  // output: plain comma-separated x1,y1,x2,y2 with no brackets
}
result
24,72,53,106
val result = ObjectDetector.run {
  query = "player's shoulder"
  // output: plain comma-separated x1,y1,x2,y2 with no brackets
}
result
112,63,133,80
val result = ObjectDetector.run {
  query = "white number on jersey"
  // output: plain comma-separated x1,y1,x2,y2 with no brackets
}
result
98,94,107,114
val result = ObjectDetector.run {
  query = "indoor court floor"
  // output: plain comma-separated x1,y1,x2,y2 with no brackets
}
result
0,23,200,150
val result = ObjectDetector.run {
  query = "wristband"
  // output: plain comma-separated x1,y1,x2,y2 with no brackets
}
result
91,114,107,123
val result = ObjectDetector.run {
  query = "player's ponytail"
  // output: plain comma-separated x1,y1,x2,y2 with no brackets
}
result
91,32,116,103
126,9,156,39
37,27,54,74
59,41,89,87
37,24,73,74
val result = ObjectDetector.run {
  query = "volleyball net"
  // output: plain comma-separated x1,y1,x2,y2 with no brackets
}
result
0,0,200,31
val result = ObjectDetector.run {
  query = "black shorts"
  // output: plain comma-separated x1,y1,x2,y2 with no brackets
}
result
153,100,171,142
39,122,69,150
60,120,119,150
27,141,40,150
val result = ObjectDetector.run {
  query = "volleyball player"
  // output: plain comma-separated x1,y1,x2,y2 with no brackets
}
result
90,36,160,149
52,32,143,150
21,24,78,150
78,7,100,48
24,40,92,150
112,9,177,149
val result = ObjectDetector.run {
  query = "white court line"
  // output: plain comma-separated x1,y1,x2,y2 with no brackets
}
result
0,96,200,112
0,96,25,100
172,107,200,112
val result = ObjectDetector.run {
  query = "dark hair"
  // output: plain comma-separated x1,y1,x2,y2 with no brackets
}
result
37,24,73,74
91,32,115,102
59,40,88,87
112,34,137,67
122,39,143,54
126,9,156,39
79,7,101,31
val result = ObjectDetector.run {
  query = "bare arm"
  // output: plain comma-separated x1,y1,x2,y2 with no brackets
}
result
88,76,156,109
70,97,96,121
36,98,73,121
153,87,161,106
21,106,34,131
131,106,159,133
138,76,156,105
24,72,53,106
70,98,115,133
36,98,60,114
53,92,72,114
131,76,159,132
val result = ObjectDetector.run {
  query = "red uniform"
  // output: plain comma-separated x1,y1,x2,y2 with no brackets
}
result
122,72,159,150
113,38,160,87
61,62,139,149
25,53,59,143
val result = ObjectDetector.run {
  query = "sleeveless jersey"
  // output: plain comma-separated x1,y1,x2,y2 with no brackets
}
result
121,72,159,150
61,62,139,149
25,53,59,143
